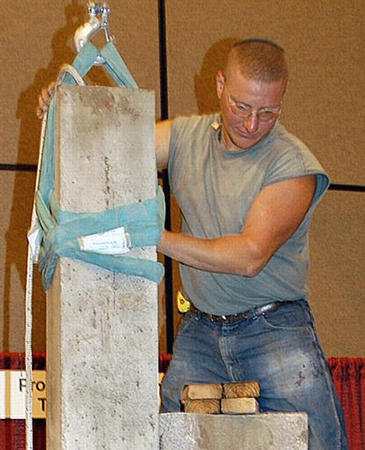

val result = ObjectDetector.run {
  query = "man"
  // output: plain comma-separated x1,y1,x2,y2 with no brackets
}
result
155,39,348,450
38,38,348,449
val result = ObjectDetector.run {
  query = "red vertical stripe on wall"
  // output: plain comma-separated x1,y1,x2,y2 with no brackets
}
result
328,358,365,450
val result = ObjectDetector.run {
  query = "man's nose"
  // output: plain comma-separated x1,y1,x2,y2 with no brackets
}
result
243,113,259,133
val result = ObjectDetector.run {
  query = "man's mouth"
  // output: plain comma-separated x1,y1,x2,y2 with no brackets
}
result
235,128,257,139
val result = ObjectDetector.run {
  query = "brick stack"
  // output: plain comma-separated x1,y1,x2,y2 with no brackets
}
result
181,382,260,414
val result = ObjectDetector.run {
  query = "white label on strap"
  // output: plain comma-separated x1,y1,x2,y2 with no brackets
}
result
79,227,131,255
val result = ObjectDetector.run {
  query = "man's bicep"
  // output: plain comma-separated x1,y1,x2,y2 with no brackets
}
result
155,120,172,170
242,175,317,258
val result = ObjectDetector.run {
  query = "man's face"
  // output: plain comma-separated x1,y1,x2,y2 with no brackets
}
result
216,68,286,152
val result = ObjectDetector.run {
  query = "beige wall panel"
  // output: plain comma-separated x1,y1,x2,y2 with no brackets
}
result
1,0,160,165
308,191,364,357
0,171,46,352
165,0,364,184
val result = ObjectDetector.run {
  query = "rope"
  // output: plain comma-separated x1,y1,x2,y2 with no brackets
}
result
57,63,86,86
25,62,87,449
25,62,87,450
25,250,33,450
25,110,48,450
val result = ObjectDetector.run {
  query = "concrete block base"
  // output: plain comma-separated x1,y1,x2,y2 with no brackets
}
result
159,412,308,450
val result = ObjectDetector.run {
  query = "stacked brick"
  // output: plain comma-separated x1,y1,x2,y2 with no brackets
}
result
181,382,260,414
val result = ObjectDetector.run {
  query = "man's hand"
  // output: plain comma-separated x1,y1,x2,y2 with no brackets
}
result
36,81,56,119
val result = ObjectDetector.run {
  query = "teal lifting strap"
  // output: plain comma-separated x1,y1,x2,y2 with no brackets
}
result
36,41,165,290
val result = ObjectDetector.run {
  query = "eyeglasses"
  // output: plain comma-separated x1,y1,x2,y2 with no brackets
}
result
226,92,282,122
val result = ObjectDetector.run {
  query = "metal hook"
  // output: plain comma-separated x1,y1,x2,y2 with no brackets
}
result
73,2,113,65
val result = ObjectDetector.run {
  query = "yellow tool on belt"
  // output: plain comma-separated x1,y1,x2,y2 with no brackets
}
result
177,290,191,313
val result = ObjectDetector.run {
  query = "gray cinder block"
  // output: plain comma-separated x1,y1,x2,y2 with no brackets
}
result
47,85,159,449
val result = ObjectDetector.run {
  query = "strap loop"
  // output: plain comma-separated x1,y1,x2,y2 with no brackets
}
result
57,64,86,86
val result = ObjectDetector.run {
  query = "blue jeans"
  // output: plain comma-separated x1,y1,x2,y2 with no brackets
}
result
161,299,348,450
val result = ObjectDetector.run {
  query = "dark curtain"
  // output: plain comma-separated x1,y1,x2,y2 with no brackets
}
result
328,357,365,450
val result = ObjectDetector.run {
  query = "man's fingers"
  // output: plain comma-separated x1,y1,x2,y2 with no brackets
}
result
47,81,56,97
41,85,52,106
36,81,56,119
36,102,47,119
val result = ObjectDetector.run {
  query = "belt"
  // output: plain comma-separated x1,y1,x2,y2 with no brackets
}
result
189,300,292,324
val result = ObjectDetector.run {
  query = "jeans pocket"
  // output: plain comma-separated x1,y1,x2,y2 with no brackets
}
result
260,301,310,330
177,311,196,335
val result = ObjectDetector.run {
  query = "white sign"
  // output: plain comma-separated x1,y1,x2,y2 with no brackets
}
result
79,226,131,255
0,370,46,419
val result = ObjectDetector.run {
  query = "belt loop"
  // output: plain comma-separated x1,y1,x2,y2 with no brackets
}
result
251,307,259,320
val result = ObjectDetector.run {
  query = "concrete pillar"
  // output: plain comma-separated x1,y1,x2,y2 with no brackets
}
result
47,85,158,449
159,412,308,450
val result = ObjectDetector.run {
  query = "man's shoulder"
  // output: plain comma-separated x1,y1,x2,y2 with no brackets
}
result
264,123,328,185
273,123,308,151
172,113,220,132
270,123,321,164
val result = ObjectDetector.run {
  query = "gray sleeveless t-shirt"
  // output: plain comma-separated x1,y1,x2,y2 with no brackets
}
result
168,114,329,315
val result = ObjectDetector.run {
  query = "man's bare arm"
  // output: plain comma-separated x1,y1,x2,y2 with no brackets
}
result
155,120,172,170
157,175,316,277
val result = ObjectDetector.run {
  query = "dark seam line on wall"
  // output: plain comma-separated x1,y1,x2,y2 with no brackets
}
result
0,164,37,172
158,0,169,120
329,184,365,193
158,0,174,354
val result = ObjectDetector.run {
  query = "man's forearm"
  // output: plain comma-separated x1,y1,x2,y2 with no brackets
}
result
157,230,266,277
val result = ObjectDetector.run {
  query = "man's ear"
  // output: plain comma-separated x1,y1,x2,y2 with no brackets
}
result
283,80,289,97
216,70,225,99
